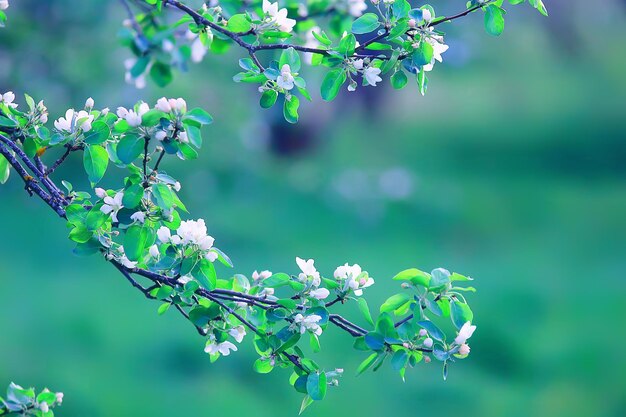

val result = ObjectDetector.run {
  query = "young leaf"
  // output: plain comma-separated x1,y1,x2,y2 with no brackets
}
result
83,144,109,185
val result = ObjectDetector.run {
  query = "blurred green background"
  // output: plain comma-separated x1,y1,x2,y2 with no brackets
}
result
1,1,626,416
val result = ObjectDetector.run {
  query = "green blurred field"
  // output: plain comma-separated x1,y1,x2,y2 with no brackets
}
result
1,1,626,416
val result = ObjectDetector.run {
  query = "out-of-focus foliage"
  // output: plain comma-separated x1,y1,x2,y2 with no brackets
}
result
1,0,625,417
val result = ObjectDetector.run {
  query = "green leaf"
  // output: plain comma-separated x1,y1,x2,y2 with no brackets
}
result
65,204,88,225
528,0,548,16
279,47,301,72
83,120,110,144
85,207,108,230
264,272,291,287
306,372,327,401
152,183,175,210
320,69,346,101
393,268,431,287
188,304,221,326
351,13,380,34
364,332,385,351
299,395,314,415
0,154,10,184
69,225,92,243
196,259,217,290
0,115,17,127
356,352,379,375
157,302,171,315
83,144,109,185
412,41,434,67
117,134,144,164
357,298,374,327
141,109,166,127
309,333,321,353
429,268,451,290
122,183,144,209
260,89,278,109
253,358,274,373
184,108,214,125
391,349,408,371
283,96,299,124
150,61,173,87
450,300,474,330
485,5,505,36
124,224,150,261
417,320,445,342
380,293,411,313
391,70,408,90
227,14,252,32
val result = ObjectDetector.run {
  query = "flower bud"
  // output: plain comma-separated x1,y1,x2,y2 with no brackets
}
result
408,19,416,28
155,130,167,141
422,9,432,23
424,356,431,363
39,402,49,413
95,188,107,199
419,329,427,337
155,97,172,113
85,97,94,109
423,337,433,348
458,343,470,355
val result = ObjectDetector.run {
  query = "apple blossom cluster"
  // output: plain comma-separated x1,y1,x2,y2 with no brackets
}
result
1,92,478,411
0,383,63,416
117,0,547,122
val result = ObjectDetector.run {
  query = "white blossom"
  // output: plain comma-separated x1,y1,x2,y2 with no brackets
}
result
422,31,449,72
119,254,137,269
347,0,367,17
149,244,160,258
205,339,238,356
155,130,167,141
334,263,374,296
130,211,146,223
229,325,247,343
55,393,64,405
353,59,364,70
252,270,272,282
363,66,382,87
191,37,208,63
205,251,218,262
0,91,16,108
124,58,146,89
263,0,296,33
0,1,9,11
178,131,189,143
100,191,124,222
292,313,323,336
173,181,181,192
157,226,172,243
116,106,142,127
454,321,476,345
39,402,49,413
54,109,94,132
277,64,295,90
155,97,172,113
168,98,187,112
309,287,330,300
296,257,321,286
